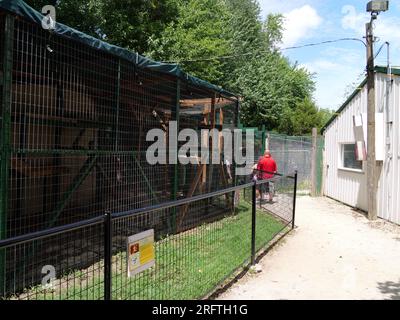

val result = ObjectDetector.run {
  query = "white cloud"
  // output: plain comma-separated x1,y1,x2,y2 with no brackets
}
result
320,46,363,65
302,59,342,74
301,52,365,110
341,5,368,31
280,5,323,47
341,5,400,64
258,0,319,17
309,66,363,110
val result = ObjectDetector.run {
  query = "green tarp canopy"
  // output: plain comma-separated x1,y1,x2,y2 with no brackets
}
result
0,0,237,98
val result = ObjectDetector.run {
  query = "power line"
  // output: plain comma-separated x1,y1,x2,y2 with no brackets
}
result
283,37,366,50
163,38,366,64
374,41,388,60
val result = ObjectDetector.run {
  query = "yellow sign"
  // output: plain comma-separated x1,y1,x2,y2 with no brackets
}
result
127,229,155,277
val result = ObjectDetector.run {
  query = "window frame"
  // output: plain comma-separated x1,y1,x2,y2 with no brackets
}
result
338,142,364,173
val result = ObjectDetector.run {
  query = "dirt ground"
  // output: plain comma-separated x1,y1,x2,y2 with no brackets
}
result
218,196,400,300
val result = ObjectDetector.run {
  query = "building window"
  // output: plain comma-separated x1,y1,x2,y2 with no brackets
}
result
341,143,363,170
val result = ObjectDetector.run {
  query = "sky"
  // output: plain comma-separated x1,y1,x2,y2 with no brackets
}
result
258,0,400,111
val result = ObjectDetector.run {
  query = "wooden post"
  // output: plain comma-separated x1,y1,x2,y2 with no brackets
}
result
207,95,216,193
311,127,317,197
321,142,326,197
366,20,378,220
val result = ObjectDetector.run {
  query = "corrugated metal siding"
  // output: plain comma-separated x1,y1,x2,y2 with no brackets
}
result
324,83,368,211
324,72,400,224
376,73,400,224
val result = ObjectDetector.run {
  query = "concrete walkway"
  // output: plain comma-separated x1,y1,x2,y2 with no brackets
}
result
218,196,400,300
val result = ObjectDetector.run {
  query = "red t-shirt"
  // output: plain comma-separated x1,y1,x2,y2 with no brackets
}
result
257,155,277,179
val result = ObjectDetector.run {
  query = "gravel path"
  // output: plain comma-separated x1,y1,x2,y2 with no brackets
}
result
218,196,400,300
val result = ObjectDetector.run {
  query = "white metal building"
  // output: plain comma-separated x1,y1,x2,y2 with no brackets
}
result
322,66,400,225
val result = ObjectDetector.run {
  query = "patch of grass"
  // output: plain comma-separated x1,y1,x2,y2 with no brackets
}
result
11,200,285,300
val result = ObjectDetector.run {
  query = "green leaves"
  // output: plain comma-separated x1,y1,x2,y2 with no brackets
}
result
26,0,323,135
148,0,231,84
26,0,178,54
100,0,178,54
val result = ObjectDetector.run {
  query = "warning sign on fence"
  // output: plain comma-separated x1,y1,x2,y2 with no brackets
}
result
127,229,155,277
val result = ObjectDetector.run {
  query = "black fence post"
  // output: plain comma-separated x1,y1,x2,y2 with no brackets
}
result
251,182,256,265
292,171,298,229
104,211,112,300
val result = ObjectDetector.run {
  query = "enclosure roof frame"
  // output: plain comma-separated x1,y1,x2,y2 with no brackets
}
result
0,0,238,99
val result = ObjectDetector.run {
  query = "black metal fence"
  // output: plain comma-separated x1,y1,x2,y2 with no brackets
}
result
0,172,297,300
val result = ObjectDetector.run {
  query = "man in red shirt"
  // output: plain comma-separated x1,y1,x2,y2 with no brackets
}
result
256,150,277,202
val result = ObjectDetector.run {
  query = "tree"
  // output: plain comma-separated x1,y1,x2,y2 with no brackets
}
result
26,0,103,38
148,0,272,86
264,13,284,49
26,0,321,135
220,0,268,87
225,8,316,133
286,97,321,135
148,0,231,84
25,0,178,54
100,0,178,54
233,51,315,132
318,108,335,128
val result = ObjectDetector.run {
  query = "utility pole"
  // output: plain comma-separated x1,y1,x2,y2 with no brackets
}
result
366,18,377,220
365,1,389,220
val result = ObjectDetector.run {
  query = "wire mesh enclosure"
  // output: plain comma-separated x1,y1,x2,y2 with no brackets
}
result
111,180,294,300
5,15,237,236
268,133,313,190
4,220,105,300
0,6,239,296
0,2,299,300
0,175,296,300
241,127,323,192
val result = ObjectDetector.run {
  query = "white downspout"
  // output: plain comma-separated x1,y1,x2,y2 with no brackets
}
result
385,42,393,219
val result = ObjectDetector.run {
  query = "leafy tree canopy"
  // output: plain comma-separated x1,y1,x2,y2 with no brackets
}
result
25,0,327,135
26,0,178,54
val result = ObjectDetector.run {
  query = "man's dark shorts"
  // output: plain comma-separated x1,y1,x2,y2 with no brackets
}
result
260,182,270,193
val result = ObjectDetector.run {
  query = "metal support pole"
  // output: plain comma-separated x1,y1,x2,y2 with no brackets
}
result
0,14,14,295
231,98,240,208
171,79,180,233
292,171,298,229
114,59,121,152
104,211,112,300
251,182,256,265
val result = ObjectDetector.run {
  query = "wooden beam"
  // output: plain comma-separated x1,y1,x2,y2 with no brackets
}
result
177,166,203,231
311,127,317,197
